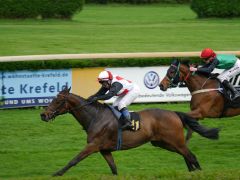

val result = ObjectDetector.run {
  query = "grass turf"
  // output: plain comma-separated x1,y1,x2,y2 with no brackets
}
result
0,4,240,56
1,4,240,179
0,103,240,179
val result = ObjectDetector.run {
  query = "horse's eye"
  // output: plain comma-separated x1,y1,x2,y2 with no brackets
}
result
55,100,62,105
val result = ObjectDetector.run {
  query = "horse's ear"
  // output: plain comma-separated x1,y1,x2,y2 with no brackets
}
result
62,86,71,93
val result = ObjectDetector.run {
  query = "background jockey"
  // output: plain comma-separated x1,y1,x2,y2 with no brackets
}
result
88,70,140,130
190,48,240,100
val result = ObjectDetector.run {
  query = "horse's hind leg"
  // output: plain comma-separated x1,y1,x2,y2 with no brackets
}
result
183,157,194,171
53,143,99,176
151,141,200,171
185,128,193,144
100,150,117,175
178,146,201,171
189,151,201,170
186,109,203,143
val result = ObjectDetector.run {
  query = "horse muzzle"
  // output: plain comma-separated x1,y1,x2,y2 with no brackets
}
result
40,113,48,121
159,84,167,91
40,112,55,122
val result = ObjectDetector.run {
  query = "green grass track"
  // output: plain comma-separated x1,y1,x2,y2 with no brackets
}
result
0,103,240,179
0,4,240,56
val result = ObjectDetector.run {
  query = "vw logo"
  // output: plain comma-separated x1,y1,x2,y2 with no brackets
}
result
144,71,160,89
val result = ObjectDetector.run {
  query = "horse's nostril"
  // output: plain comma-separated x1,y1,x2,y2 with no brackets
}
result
40,113,46,120
159,84,164,90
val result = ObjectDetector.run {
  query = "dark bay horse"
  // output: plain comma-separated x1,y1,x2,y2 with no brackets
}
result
159,59,240,141
40,87,219,176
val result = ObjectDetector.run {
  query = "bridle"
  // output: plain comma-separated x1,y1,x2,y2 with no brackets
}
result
47,94,69,119
166,63,180,88
166,61,193,88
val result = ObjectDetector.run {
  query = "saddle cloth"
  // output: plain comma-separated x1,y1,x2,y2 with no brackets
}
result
105,104,140,131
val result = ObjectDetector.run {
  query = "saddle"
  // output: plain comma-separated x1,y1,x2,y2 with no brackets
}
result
105,104,141,131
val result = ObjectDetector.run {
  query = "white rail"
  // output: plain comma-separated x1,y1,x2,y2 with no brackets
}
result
0,51,240,62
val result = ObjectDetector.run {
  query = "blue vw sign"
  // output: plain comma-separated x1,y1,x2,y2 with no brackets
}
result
144,71,160,89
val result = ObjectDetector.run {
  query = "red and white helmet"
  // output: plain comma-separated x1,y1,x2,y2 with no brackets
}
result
200,48,216,59
98,71,113,82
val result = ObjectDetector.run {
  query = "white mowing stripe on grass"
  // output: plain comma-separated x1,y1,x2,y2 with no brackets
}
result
0,51,240,62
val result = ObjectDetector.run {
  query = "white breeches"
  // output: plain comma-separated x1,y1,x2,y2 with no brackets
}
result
113,84,140,111
218,59,240,82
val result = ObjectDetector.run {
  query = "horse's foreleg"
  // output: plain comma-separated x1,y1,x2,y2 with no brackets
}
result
53,143,99,176
100,150,118,175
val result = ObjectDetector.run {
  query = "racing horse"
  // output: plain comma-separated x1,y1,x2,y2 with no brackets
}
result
159,59,240,141
40,87,219,176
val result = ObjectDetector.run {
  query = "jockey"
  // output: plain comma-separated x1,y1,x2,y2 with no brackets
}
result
190,48,240,100
88,70,140,130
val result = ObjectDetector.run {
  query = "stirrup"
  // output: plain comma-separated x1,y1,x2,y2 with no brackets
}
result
232,94,240,100
121,121,132,130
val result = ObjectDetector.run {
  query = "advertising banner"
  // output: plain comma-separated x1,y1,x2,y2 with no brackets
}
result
1,66,230,108
104,67,191,103
104,67,228,103
0,70,71,108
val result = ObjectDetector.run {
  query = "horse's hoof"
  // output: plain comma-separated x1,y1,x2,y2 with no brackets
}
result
52,171,63,177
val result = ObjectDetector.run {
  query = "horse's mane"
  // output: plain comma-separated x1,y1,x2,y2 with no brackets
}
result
69,93,111,131
195,71,210,78
180,60,190,67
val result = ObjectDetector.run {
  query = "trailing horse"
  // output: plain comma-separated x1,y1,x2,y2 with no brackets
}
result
159,59,240,141
40,87,219,176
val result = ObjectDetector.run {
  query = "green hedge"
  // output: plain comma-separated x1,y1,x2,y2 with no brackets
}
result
191,0,240,18
0,0,84,19
0,58,201,71
2,56,239,71
86,0,190,4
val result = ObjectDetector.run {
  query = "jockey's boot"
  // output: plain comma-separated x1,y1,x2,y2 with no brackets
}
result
120,107,132,130
223,80,240,100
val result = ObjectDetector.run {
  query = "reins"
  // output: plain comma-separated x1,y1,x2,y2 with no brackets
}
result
184,70,191,82
49,94,93,117
59,93,93,112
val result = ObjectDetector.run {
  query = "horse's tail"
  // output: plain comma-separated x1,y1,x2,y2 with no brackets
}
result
175,111,220,140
